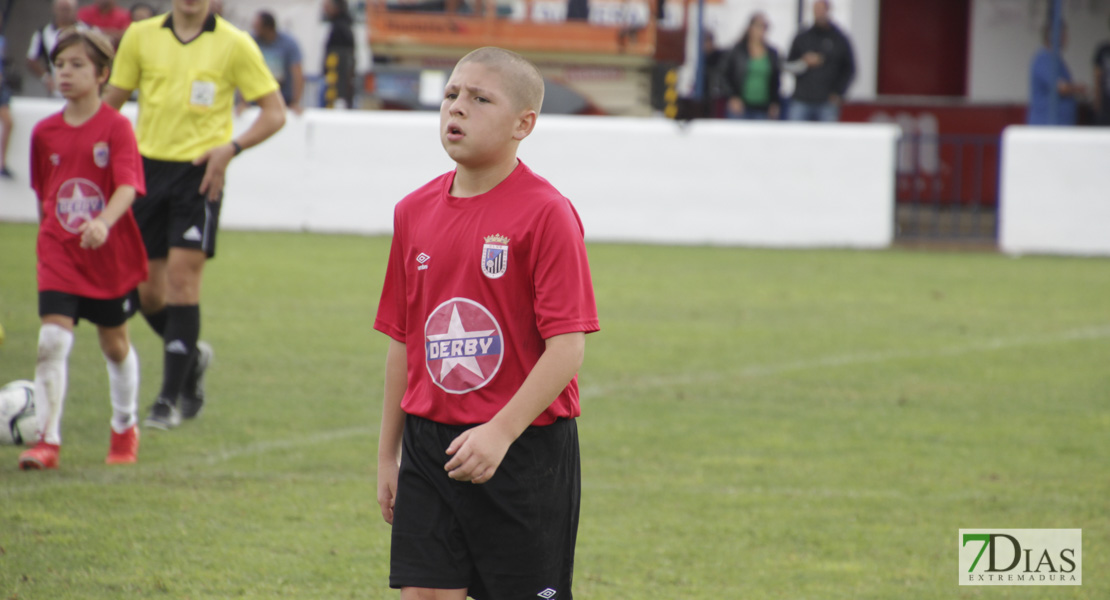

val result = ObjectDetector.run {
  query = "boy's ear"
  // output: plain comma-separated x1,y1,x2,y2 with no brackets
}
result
513,109,538,141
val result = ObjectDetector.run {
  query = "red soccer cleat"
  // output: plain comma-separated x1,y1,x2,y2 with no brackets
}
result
19,441,60,470
105,425,140,465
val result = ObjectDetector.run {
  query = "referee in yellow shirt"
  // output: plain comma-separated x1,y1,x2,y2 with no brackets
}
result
104,0,286,430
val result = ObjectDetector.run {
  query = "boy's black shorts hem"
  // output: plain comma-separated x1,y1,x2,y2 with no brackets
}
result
39,290,138,327
389,414,580,600
135,157,222,260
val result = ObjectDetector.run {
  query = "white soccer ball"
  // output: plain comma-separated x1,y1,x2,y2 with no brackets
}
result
0,380,39,445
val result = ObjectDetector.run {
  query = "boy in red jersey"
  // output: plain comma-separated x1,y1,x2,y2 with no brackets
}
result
374,47,599,600
20,29,147,470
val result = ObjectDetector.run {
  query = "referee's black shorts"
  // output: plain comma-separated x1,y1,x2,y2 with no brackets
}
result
134,157,222,260
390,414,581,600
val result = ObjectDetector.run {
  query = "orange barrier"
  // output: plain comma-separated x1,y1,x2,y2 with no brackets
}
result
367,0,674,61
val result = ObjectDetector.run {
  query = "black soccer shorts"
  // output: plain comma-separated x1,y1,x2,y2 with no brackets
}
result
39,290,138,328
133,157,222,260
390,414,581,600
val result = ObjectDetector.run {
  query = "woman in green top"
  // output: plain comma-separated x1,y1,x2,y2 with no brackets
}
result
718,12,783,120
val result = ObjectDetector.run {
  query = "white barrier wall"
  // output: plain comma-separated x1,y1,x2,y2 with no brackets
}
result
999,127,1110,257
1,97,898,248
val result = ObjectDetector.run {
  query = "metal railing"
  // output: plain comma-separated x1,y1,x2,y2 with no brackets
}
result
893,133,1000,244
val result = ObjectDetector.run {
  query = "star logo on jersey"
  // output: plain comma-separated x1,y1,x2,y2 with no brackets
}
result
424,298,503,394
93,142,110,168
481,234,510,279
55,178,106,234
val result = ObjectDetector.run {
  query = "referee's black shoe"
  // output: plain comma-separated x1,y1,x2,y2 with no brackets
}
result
144,397,181,430
180,341,213,420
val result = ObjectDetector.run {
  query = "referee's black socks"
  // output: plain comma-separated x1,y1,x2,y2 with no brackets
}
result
142,307,169,337
160,304,200,401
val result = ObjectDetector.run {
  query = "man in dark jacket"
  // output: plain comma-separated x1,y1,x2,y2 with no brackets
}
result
786,0,855,122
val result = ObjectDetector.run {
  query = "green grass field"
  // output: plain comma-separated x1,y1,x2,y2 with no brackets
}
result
1,221,1108,599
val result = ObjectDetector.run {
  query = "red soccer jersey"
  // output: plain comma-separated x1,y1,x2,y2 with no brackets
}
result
374,161,600,426
77,5,132,34
31,103,148,299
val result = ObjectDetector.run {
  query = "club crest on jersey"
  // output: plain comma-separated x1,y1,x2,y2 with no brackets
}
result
55,178,106,234
481,234,510,279
424,298,504,394
93,142,110,168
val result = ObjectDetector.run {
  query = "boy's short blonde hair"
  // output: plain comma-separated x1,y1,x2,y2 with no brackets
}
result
456,47,545,114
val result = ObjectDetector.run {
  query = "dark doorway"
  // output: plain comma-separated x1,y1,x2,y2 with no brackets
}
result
877,0,970,97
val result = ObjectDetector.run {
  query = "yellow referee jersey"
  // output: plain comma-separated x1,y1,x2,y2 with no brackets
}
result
110,13,279,162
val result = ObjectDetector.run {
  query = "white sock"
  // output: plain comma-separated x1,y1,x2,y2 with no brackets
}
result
35,324,74,445
106,345,139,433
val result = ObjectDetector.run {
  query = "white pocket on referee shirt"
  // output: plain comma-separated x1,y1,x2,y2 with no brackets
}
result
187,69,221,112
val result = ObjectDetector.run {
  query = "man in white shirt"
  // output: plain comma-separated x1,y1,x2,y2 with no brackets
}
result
27,0,84,97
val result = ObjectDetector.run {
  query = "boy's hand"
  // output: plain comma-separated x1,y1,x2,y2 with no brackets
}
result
377,457,400,524
444,422,515,484
78,219,110,249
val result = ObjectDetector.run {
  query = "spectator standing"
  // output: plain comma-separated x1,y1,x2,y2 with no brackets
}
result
785,0,855,122
1,11,14,177
1092,17,1110,125
677,31,725,120
719,12,782,120
252,10,305,113
28,0,84,97
77,0,132,47
1028,23,1085,125
322,0,356,109
130,3,156,22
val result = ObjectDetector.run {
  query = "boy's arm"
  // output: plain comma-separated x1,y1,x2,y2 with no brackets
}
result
377,337,408,524
78,185,137,249
444,331,586,484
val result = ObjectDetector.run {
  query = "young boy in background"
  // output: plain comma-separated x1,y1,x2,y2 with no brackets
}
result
21,29,147,469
